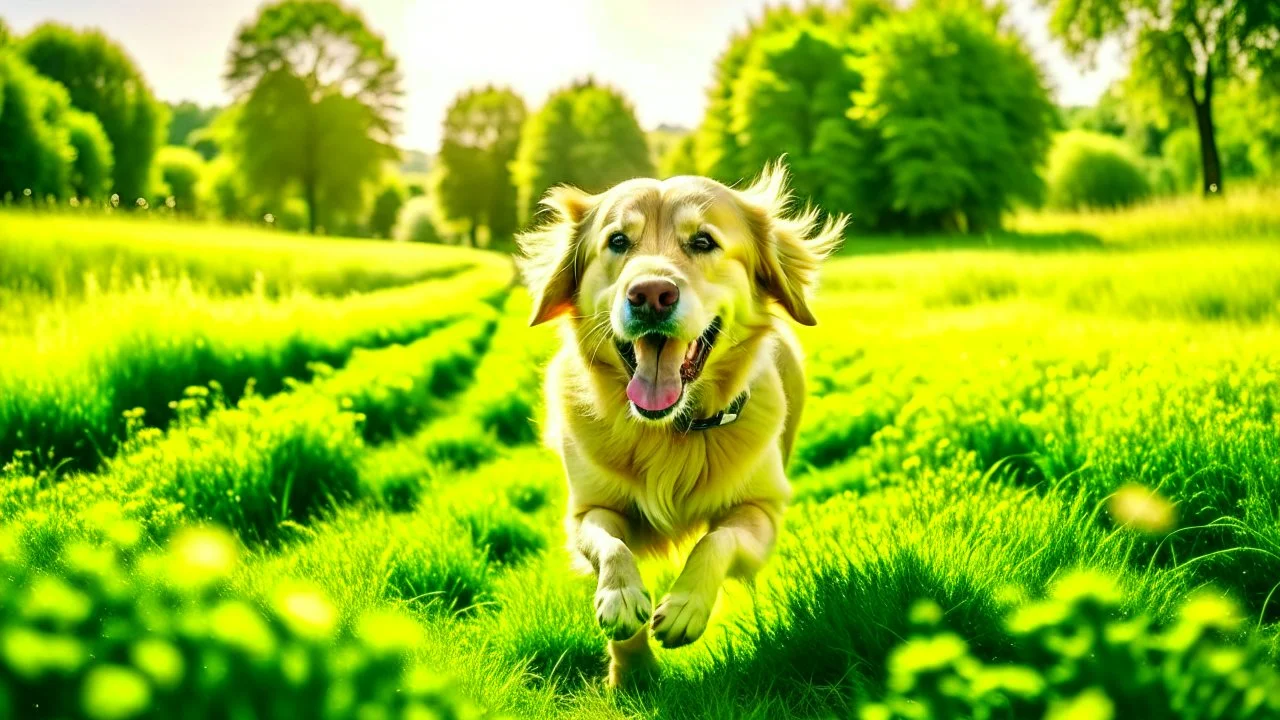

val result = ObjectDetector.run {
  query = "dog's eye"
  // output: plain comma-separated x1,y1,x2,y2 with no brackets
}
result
607,232,630,253
689,231,718,253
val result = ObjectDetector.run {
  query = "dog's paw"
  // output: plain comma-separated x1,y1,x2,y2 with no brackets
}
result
651,591,712,648
595,582,652,641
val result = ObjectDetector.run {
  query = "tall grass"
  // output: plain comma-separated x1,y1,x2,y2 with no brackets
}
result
3,313,498,549
0,266,509,472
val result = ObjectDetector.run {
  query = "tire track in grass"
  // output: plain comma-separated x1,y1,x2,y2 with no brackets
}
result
0,264,510,474
2,306,502,554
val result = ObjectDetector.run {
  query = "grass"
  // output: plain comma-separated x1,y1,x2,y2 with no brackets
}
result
1,188,1279,718
0,261,510,473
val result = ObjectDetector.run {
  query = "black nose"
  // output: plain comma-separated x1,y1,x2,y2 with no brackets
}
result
627,278,679,317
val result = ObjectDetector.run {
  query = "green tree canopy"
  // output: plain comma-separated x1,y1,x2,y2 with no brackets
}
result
368,179,405,239
512,79,653,223
728,26,870,220
693,1,890,184
167,101,221,158
1041,0,1279,196
225,0,401,233
64,108,114,199
434,86,526,247
851,4,1055,232
20,23,166,204
0,50,74,201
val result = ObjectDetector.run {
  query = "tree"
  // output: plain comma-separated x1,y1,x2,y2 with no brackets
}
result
434,86,526,247
1042,0,1279,196
20,24,167,204
368,180,405,239
728,26,870,220
0,50,74,201
167,101,221,155
512,79,653,223
64,109,114,199
225,0,402,233
851,5,1055,232
156,146,205,214
693,1,890,184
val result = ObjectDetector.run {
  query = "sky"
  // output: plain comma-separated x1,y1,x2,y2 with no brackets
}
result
5,0,1125,153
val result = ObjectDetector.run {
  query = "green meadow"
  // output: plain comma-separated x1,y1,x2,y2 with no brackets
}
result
2,188,1279,718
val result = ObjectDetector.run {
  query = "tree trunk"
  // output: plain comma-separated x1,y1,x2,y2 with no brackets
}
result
469,216,479,247
1187,68,1223,197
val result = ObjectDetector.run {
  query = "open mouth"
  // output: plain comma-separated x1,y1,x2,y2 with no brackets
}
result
616,317,722,420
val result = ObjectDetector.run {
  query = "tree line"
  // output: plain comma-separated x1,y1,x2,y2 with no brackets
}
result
0,0,1276,244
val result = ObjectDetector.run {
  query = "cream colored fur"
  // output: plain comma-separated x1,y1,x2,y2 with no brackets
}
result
520,163,843,687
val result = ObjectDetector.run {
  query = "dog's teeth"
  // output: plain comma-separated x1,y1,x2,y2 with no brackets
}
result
686,340,699,362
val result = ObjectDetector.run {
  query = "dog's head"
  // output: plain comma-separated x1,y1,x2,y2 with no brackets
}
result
520,163,843,423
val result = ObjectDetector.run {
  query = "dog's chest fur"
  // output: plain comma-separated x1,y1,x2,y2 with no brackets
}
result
556,348,789,542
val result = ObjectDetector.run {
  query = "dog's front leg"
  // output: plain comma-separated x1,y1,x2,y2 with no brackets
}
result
576,507,656,685
652,501,778,648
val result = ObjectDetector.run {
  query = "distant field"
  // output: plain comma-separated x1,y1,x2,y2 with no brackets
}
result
1,192,1279,718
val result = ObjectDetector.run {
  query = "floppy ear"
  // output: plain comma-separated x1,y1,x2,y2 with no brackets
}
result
517,185,598,326
736,161,846,326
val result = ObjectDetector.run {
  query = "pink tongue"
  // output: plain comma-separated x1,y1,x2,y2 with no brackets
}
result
626,335,689,412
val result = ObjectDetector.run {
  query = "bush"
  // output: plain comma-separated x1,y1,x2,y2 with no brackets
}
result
1047,130,1151,210
155,146,204,214
368,181,406,239
0,520,481,719
199,156,251,222
20,24,166,203
395,195,444,243
865,571,1280,719
0,50,74,200
64,109,114,199
1163,127,1201,193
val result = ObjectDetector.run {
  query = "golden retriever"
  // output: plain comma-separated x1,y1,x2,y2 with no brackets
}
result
519,163,843,687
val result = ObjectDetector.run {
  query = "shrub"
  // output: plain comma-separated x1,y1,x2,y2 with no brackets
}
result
0,520,481,719
395,195,444,243
864,571,1280,719
0,50,74,200
1047,130,1151,210
368,181,406,238
155,146,204,214
1163,127,1201,192
64,109,114,199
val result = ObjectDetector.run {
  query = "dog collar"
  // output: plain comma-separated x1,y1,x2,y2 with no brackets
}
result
676,390,750,432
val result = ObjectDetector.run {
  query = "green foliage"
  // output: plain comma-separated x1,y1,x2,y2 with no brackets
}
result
865,572,1280,719
0,50,75,200
0,522,481,719
367,180,405,239
394,195,444,244
850,4,1055,231
63,109,113,199
728,26,868,219
165,101,219,150
224,0,402,233
1047,131,1151,210
1042,0,1279,195
1163,127,1201,192
657,133,697,179
19,24,166,203
434,86,526,247
154,146,204,214
512,79,653,222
